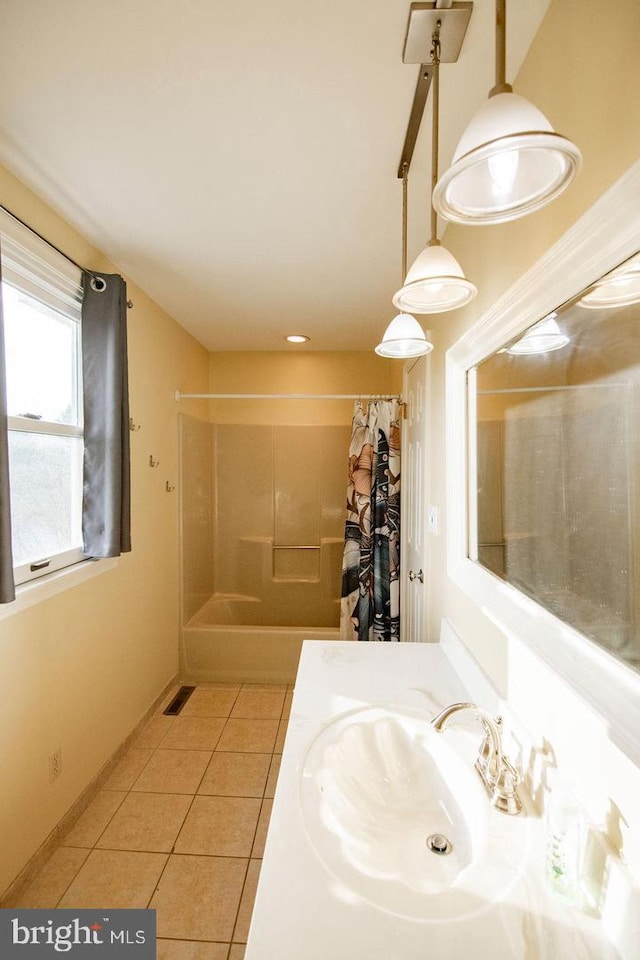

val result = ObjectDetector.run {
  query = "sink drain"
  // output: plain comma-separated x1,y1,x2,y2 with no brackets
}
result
426,833,453,855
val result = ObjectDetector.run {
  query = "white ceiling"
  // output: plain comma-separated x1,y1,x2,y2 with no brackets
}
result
0,0,549,351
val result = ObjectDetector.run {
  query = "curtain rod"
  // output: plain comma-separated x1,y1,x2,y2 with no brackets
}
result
477,383,629,395
0,203,87,272
0,203,134,308
175,390,402,401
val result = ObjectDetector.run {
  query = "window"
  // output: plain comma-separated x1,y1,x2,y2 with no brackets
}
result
1,210,85,585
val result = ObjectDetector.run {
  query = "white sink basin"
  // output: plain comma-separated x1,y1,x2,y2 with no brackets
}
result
299,706,531,921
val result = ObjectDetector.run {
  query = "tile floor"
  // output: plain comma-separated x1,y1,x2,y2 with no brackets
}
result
13,682,292,960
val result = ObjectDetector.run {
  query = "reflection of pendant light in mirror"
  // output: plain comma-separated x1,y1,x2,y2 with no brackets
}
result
375,164,433,358
393,23,476,314
578,255,640,309
505,313,569,355
432,0,581,225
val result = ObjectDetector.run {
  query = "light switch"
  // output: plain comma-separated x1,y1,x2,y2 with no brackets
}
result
428,505,439,535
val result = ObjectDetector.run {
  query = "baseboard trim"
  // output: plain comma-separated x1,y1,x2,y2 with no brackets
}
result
0,672,180,906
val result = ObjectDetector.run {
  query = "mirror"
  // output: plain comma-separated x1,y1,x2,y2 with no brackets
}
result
471,253,640,675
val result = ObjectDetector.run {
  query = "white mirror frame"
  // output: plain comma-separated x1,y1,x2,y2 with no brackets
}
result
446,159,640,767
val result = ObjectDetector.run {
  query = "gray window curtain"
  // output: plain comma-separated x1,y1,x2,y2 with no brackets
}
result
0,249,16,602
82,271,131,557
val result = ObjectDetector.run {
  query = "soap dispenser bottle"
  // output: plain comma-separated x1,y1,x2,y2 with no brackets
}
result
545,771,582,905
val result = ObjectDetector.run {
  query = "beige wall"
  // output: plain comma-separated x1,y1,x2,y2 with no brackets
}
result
423,0,640,878
0,166,210,897
207,351,402,425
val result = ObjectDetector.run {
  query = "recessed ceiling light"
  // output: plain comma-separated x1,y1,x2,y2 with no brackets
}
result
285,334,310,343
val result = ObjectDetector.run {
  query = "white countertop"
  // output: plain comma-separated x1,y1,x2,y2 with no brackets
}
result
246,640,620,960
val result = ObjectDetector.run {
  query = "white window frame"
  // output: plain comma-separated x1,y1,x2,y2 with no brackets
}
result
1,209,85,587
9,416,85,586
446,159,640,768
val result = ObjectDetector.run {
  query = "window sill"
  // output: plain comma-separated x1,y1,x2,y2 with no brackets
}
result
0,557,118,621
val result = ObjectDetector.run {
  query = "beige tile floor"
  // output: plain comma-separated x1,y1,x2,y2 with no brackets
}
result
14,682,293,960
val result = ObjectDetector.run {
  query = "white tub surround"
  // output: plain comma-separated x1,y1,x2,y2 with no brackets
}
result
246,639,622,960
180,624,340,684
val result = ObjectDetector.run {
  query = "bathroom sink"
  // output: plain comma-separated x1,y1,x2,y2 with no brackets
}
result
299,705,532,921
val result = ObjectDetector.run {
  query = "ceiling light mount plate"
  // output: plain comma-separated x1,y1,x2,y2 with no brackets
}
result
402,2,473,64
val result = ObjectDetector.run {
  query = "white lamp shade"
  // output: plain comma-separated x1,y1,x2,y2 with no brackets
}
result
392,244,477,314
433,92,582,225
506,315,569,355
374,313,433,358
579,258,640,309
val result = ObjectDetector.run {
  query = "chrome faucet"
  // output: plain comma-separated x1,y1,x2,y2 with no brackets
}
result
431,702,522,815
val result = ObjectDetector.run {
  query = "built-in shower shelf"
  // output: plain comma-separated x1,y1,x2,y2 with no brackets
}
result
272,545,320,550
272,576,321,584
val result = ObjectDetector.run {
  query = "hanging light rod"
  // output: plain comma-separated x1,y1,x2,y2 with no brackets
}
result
393,20,476,314
378,4,475,350
402,2,473,64
397,3,472,178
397,65,433,178
375,164,433,357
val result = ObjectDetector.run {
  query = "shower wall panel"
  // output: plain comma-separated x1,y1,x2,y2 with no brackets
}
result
214,425,274,596
212,424,350,622
321,427,352,540
180,415,214,622
274,426,321,548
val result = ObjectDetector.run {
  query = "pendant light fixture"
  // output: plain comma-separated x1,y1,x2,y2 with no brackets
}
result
375,164,433,358
505,313,569,355
578,254,640,310
433,0,582,225
392,22,477,315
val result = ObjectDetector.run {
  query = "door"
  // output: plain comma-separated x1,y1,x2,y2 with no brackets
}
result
400,354,430,642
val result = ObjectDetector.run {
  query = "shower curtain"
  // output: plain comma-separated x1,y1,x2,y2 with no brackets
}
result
340,399,401,641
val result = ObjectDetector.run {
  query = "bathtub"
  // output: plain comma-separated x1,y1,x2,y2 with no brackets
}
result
181,593,342,684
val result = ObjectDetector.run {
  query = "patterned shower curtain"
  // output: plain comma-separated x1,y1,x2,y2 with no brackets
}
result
340,399,401,641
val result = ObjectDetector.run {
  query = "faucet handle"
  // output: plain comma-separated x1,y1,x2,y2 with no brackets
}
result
476,715,502,781
476,727,492,774
492,756,522,815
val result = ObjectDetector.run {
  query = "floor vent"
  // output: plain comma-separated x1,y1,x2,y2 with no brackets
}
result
163,685,196,716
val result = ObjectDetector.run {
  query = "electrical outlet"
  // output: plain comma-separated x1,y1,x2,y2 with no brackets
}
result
49,748,62,782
